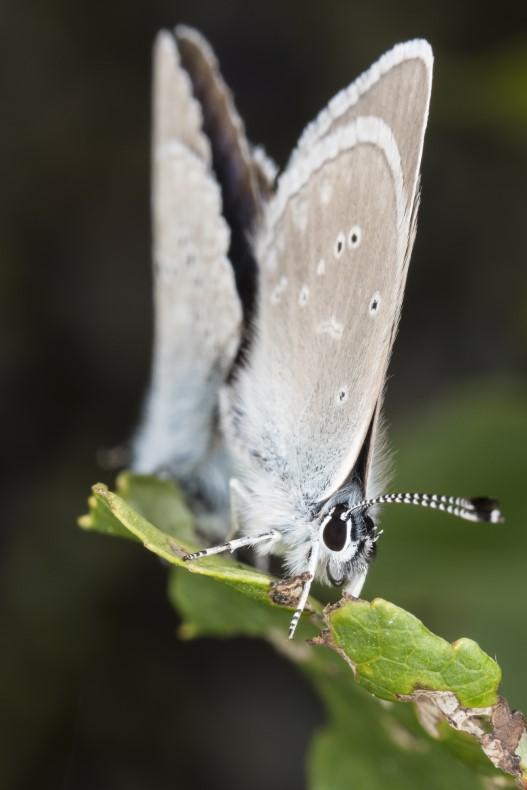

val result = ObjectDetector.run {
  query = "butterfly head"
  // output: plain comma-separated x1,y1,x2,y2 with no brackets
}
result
287,489,503,639
286,497,381,640
318,503,381,592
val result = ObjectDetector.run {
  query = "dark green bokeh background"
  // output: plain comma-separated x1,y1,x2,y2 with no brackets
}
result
1,1,526,788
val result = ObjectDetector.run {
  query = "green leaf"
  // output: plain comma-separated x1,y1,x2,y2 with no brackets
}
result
168,569,318,642
324,597,501,708
78,487,134,541
79,476,321,616
305,650,496,790
78,472,193,542
115,472,195,542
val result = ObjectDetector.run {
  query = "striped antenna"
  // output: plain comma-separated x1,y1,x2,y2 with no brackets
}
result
346,493,503,524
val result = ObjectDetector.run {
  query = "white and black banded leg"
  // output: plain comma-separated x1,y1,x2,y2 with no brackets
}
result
183,530,280,561
288,538,321,640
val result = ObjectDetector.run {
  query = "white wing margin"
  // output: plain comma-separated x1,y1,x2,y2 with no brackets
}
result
290,39,433,209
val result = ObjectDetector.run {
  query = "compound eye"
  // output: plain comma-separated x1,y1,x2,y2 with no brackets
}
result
322,511,348,551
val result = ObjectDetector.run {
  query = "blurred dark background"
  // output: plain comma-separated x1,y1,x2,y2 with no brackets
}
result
1,1,526,788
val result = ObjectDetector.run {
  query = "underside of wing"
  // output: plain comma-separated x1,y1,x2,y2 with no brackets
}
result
227,43,433,508
231,119,405,506
175,26,277,326
133,31,242,515
152,30,211,163
290,40,433,210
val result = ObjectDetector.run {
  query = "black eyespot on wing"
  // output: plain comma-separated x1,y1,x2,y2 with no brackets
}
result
369,294,380,315
334,232,345,259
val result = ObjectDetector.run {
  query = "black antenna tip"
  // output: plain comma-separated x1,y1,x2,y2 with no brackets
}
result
469,497,504,524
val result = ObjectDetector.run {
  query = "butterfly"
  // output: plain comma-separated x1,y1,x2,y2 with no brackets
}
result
133,27,502,638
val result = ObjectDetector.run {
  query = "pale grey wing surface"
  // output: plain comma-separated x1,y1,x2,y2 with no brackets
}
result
175,26,277,328
152,31,211,164
276,41,433,497
227,116,416,510
290,40,433,211
133,32,242,530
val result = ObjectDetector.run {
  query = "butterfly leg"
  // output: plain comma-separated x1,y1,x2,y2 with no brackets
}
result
183,478,280,563
183,530,280,561
344,567,368,598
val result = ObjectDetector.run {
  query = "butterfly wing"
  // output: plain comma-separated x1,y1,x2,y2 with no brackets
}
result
133,31,244,527
175,25,277,326
290,40,433,496
290,40,432,211
227,42,432,511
